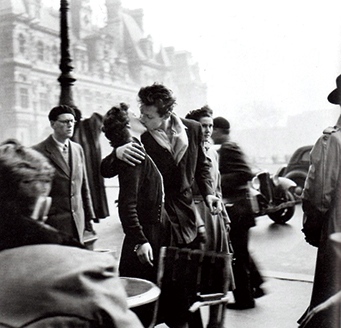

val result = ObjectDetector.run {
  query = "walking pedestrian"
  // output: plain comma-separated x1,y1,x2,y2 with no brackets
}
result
211,116,264,310
298,74,341,327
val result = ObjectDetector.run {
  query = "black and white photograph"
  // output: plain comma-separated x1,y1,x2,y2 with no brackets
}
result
0,0,341,327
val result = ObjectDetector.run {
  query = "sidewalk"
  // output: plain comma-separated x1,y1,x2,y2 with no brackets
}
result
156,273,313,328
96,185,314,328
219,273,312,328
95,222,314,328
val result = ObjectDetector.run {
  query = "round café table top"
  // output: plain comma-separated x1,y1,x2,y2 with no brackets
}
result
120,277,161,308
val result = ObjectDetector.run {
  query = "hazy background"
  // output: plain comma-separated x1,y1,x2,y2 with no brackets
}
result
50,0,341,163
117,0,341,122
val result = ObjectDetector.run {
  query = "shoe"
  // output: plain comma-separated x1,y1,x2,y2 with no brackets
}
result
253,287,265,298
226,301,255,310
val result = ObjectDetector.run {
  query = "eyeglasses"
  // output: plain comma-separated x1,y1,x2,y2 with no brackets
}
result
57,119,76,125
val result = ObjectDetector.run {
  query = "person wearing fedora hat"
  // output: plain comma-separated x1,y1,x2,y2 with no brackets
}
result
298,75,341,327
327,74,341,105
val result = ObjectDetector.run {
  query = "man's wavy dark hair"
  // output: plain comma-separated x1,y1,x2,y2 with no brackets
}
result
102,103,131,148
138,83,176,116
185,105,213,122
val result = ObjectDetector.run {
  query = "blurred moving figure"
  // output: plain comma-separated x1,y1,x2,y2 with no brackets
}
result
0,141,143,328
211,117,264,310
298,74,341,328
33,105,97,243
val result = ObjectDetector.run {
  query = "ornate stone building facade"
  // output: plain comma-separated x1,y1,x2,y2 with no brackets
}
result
0,0,207,145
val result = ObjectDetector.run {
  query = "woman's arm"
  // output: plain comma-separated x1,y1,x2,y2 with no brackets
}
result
118,163,153,266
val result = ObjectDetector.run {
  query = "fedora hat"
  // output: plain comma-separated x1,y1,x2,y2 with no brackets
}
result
328,75,341,105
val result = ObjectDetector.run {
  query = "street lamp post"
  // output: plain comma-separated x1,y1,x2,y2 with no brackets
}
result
57,0,99,249
58,0,76,107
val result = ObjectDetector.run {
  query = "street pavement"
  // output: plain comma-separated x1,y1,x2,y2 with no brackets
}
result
94,183,315,328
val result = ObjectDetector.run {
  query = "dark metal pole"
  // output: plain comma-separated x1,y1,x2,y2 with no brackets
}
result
58,0,76,106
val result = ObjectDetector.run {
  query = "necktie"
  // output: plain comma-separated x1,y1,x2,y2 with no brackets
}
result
62,144,69,165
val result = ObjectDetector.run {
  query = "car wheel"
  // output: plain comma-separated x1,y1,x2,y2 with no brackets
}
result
268,191,295,224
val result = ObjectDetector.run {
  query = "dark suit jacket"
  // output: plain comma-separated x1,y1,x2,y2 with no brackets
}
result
218,141,253,200
33,135,95,242
101,117,213,244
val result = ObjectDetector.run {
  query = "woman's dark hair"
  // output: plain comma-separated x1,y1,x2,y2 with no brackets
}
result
102,103,131,148
185,105,213,122
138,83,176,117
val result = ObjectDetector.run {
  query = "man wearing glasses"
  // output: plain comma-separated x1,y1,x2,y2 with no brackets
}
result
33,105,96,243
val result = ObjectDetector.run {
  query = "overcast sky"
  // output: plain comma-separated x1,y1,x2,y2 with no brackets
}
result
114,0,341,125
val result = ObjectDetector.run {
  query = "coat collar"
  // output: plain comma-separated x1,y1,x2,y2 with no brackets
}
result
44,135,70,177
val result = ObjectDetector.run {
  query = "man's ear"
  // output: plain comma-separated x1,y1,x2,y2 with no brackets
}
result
50,121,55,128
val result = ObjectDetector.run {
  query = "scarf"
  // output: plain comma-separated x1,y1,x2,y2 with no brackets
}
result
149,113,188,165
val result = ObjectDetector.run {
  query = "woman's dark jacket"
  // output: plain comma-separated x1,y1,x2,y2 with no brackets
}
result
115,148,164,246
101,140,165,282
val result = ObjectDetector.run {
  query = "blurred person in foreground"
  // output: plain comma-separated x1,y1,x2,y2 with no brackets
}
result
211,117,264,310
298,74,341,328
186,106,233,328
0,140,83,250
101,83,221,328
0,141,143,328
33,105,97,243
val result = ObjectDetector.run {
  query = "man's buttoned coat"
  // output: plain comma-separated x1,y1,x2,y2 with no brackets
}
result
33,135,95,242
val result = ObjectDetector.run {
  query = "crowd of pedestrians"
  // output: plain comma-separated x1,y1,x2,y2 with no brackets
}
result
0,78,340,328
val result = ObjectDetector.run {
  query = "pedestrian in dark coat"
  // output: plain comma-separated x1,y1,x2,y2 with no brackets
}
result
212,116,264,310
299,74,341,328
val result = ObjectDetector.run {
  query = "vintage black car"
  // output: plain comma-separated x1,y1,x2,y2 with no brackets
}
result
278,145,313,192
